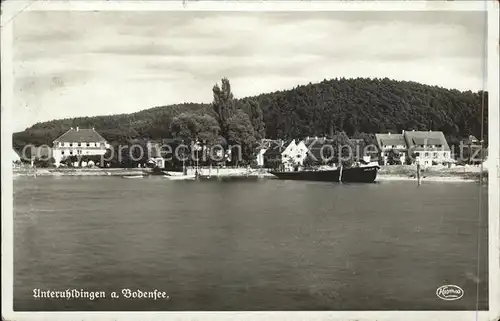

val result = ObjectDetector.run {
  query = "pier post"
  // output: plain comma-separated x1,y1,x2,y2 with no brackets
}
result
416,162,421,185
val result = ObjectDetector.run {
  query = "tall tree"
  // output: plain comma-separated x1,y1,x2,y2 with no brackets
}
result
212,78,236,139
226,110,256,163
170,113,220,145
247,99,266,141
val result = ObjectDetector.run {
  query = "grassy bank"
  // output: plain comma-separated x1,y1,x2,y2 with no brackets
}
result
378,165,487,182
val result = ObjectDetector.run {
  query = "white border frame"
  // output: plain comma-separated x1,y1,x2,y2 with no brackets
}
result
1,1,499,320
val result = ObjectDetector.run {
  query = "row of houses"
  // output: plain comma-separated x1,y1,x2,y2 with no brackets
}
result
15,127,484,168
375,130,453,166
256,136,377,170
257,130,478,169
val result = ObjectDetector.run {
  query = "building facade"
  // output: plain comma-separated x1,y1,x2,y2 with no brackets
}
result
375,133,408,165
281,139,309,171
375,130,452,166
404,130,452,166
52,127,109,166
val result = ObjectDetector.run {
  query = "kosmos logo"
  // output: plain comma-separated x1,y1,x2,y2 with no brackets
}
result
436,285,464,301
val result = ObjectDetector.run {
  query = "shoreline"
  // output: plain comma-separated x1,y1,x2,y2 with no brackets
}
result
13,168,148,177
12,167,486,183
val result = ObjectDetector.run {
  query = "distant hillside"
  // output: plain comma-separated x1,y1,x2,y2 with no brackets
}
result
13,77,487,151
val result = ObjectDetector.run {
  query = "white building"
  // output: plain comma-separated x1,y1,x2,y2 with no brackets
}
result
281,139,309,171
52,127,110,166
375,130,452,166
295,140,309,165
404,130,452,167
375,132,407,165
255,139,277,167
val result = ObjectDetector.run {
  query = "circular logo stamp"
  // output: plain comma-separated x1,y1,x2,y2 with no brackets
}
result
436,285,464,301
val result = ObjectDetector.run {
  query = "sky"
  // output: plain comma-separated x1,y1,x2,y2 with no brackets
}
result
12,10,486,132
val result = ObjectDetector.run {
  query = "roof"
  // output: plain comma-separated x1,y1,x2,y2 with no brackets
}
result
263,140,287,157
404,131,450,151
302,137,332,150
375,134,406,150
257,139,280,151
54,128,107,143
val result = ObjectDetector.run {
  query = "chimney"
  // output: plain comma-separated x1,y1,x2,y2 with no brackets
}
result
76,126,79,131
388,132,391,135
70,127,74,130
402,130,405,135
92,127,95,131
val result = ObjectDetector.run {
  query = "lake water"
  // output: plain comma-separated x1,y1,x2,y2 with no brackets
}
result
13,176,488,311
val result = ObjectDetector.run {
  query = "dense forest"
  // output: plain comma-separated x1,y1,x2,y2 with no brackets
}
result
13,77,488,158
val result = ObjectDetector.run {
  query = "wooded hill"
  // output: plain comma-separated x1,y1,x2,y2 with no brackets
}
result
13,77,488,152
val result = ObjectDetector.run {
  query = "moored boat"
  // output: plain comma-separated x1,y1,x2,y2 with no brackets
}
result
270,164,379,183
122,175,144,179
163,174,197,180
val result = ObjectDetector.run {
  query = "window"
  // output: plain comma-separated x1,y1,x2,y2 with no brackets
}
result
86,143,90,147
78,143,81,147
61,151,65,155
70,151,73,155
433,152,438,157
69,143,73,147
425,152,429,157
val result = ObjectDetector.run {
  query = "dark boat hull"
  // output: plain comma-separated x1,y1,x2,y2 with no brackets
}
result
270,165,379,183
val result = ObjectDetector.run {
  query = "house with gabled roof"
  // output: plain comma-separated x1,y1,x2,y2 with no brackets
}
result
52,127,110,166
375,130,452,166
375,132,408,165
403,130,451,166
262,139,308,170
